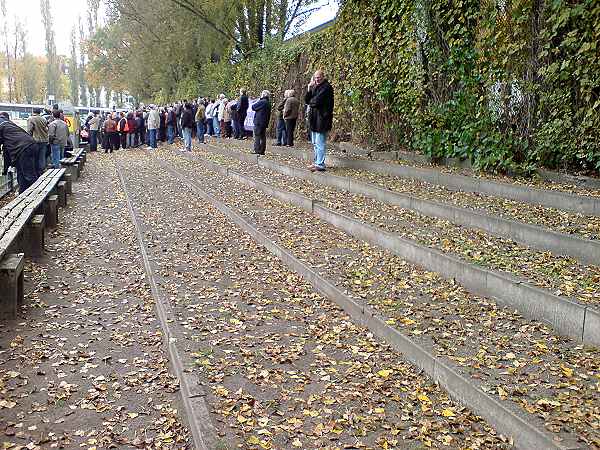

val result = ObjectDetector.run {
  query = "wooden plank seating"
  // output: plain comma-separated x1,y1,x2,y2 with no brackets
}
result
0,168,68,319
60,147,86,182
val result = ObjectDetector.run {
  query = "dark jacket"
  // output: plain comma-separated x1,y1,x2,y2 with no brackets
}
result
0,118,37,165
238,95,249,117
166,111,176,126
305,79,334,133
135,116,144,131
252,98,272,129
127,117,137,133
276,99,286,119
181,109,194,129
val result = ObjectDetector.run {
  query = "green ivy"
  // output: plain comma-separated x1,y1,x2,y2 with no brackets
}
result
197,0,599,174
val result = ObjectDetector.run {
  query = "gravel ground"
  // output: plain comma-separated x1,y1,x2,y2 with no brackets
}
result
157,145,600,448
0,155,191,449
208,139,600,241
186,147,600,308
116,150,508,449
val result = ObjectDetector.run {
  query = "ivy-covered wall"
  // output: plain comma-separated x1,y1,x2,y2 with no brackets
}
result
198,0,600,174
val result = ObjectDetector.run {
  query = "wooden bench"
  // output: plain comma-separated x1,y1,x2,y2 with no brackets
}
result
0,168,69,318
60,147,86,182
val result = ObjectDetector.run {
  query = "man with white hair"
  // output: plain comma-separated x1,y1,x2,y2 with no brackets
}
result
305,69,334,172
147,105,160,149
251,90,272,155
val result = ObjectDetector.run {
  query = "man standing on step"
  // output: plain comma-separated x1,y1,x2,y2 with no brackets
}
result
305,69,334,172
0,114,39,193
27,107,49,177
48,111,69,169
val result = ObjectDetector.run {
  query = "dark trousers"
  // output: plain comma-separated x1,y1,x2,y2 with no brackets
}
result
253,126,267,155
119,132,126,149
235,115,246,138
16,144,38,193
206,119,214,136
89,130,98,151
2,149,10,175
285,119,297,146
35,142,47,177
224,121,232,138
106,132,117,153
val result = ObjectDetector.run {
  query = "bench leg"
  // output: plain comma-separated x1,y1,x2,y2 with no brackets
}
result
45,195,59,228
0,253,25,318
69,165,78,182
57,181,67,207
76,160,82,177
23,215,45,258
64,173,73,195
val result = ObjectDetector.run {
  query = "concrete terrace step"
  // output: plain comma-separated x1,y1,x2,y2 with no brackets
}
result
116,153,512,450
168,148,600,347
212,139,600,241
152,150,597,449
217,138,600,216
204,142,600,266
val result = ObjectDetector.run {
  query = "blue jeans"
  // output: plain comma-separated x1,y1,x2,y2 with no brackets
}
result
206,119,214,136
51,143,64,169
148,129,157,148
126,132,135,148
311,131,327,168
36,142,47,177
196,121,205,143
276,118,286,145
213,117,220,137
167,125,175,144
183,127,192,150
16,144,39,193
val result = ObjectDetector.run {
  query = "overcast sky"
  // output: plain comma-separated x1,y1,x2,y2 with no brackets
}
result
8,0,338,57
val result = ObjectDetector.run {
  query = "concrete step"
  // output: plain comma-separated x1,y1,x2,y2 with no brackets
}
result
153,149,596,449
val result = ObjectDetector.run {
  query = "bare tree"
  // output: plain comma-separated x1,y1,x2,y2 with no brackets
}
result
40,0,61,101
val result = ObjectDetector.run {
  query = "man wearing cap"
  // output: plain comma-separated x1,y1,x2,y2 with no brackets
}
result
27,108,49,177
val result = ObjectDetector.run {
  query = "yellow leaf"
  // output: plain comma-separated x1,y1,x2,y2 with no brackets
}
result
497,386,508,400
441,408,455,417
560,365,574,378
247,436,260,445
374,407,385,414
377,369,393,378
292,439,302,447
417,393,431,403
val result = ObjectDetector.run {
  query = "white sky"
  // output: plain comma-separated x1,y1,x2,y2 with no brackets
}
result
8,0,338,57
6,0,91,56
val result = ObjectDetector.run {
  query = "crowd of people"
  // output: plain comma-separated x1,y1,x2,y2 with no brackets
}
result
0,105,71,193
83,70,334,172
0,69,335,194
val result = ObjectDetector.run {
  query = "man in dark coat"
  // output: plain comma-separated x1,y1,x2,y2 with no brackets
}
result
236,89,249,139
0,115,39,193
304,70,334,172
251,91,272,155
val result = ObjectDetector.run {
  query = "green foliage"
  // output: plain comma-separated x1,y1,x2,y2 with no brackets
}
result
199,0,599,174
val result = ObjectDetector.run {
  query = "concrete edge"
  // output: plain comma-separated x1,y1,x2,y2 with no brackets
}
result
262,145,600,216
158,157,583,450
206,144,600,266
116,165,215,450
